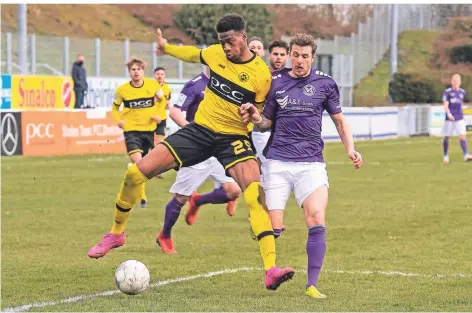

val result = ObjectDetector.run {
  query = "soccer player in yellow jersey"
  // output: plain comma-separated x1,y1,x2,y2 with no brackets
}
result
111,58,160,206
153,66,171,178
153,67,171,143
88,13,294,291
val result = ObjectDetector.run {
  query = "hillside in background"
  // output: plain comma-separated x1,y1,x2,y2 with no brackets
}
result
1,4,369,43
353,17,472,106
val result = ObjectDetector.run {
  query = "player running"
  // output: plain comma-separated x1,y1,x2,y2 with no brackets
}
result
111,57,162,209
240,33,363,298
442,74,472,163
154,67,172,178
157,67,241,254
88,14,294,291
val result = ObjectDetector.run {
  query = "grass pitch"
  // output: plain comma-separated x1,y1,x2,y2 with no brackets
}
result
2,137,472,312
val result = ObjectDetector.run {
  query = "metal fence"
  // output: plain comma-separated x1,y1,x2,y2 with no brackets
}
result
2,4,471,107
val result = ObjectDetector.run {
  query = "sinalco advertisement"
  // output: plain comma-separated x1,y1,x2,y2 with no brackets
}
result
12,75,75,110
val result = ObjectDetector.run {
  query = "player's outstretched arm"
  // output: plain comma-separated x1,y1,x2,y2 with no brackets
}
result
330,113,363,169
155,28,201,63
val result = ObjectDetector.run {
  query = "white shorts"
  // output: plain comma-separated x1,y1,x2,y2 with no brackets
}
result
169,157,235,196
251,131,271,163
443,120,466,136
261,159,329,210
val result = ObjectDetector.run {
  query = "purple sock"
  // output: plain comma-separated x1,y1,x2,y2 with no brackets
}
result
273,228,283,239
162,197,184,238
306,225,326,288
443,138,449,156
196,186,231,206
460,139,469,155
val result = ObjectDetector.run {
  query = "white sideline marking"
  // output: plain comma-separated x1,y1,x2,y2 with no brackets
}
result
321,269,472,278
4,266,472,312
2,267,257,313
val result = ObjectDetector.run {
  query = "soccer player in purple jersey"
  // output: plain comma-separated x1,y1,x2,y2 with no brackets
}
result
239,33,363,299
156,67,241,254
252,40,289,165
442,74,472,164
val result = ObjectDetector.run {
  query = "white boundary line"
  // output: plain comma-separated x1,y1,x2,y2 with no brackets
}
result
3,266,472,312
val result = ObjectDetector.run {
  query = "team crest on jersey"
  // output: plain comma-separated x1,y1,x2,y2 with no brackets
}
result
303,84,316,96
276,95,289,108
239,72,249,83
460,94,464,99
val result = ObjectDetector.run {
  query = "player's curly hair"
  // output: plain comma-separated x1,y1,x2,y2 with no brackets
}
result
126,56,146,70
269,40,289,53
289,33,317,55
216,13,246,33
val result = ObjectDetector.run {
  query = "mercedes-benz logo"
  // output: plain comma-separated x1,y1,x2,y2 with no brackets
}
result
1,113,18,156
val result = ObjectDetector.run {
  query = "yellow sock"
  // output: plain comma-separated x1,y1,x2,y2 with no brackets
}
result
140,181,147,201
110,164,148,234
244,182,276,270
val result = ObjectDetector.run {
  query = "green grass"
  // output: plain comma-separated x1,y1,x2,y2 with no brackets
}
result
2,137,472,311
354,30,441,107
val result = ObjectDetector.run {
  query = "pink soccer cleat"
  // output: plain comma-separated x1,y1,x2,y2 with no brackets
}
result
88,232,125,259
265,266,295,290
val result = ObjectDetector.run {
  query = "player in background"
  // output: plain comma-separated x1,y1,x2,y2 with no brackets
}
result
240,33,363,298
252,40,289,164
268,40,289,74
154,67,172,178
88,14,294,291
110,57,161,211
442,73,472,163
157,66,241,254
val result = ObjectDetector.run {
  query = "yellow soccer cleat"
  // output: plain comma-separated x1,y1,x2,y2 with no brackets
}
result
305,285,327,299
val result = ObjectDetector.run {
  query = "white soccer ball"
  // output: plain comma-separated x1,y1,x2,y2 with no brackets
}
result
114,260,150,295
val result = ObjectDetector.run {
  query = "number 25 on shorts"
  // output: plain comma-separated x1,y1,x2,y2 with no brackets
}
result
231,139,252,155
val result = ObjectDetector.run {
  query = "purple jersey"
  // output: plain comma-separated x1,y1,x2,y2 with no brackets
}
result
443,88,466,121
262,68,342,163
173,73,208,122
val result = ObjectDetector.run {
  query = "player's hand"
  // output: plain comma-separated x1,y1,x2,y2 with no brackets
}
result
239,102,261,124
348,150,363,169
154,116,162,124
155,28,167,56
117,120,125,129
447,113,455,121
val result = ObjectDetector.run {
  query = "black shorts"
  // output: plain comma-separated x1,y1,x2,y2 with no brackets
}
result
124,131,154,157
155,119,167,137
162,123,256,171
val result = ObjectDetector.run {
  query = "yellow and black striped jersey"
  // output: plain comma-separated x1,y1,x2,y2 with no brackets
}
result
155,82,171,120
196,44,272,136
112,78,160,132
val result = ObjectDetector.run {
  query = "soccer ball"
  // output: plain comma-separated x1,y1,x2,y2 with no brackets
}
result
114,260,150,295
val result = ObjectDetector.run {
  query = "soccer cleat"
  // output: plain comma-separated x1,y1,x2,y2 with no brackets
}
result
226,199,237,216
156,232,176,254
140,199,148,208
464,154,472,162
88,232,125,259
443,155,450,164
305,285,327,299
185,192,201,225
265,266,295,290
